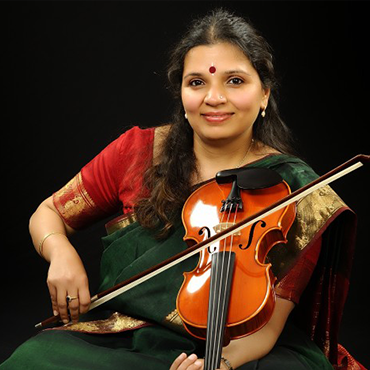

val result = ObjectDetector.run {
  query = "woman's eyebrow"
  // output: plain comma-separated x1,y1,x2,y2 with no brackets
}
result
183,72,203,80
224,69,251,76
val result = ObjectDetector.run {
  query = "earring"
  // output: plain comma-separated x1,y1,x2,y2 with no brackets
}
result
184,112,188,119
261,108,266,118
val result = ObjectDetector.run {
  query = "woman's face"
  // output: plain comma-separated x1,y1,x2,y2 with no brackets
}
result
181,42,269,146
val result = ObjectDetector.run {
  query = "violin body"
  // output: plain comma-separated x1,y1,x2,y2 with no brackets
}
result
177,179,296,341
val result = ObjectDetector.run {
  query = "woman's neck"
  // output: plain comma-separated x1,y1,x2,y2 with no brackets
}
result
192,136,281,184
192,135,254,183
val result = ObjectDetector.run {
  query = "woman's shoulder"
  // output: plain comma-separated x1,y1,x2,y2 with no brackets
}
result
104,125,156,161
115,124,170,150
116,125,156,145
108,124,172,169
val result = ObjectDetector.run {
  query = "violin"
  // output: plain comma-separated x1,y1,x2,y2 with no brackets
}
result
177,168,296,370
35,154,369,368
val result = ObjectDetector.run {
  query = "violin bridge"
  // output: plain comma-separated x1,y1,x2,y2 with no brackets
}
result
213,223,241,236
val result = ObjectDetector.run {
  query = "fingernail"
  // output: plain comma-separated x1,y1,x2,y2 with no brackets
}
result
63,319,69,324
53,310,59,316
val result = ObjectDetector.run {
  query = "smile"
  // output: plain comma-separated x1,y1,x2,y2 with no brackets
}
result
201,112,234,123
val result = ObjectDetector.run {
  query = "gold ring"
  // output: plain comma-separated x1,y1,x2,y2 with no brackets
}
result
66,295,78,303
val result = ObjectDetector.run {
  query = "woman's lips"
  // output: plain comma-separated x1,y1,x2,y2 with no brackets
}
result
201,112,234,123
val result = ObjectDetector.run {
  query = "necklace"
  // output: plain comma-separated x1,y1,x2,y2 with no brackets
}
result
235,138,254,168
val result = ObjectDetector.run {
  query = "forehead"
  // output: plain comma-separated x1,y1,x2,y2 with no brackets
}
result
183,42,253,72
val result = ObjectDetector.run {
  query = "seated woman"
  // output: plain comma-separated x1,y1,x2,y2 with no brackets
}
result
0,8,364,370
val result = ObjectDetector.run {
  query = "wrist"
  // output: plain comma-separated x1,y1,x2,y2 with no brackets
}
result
38,232,67,258
221,356,234,370
39,232,72,261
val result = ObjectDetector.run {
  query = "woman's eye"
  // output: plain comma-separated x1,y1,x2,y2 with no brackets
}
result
228,77,243,85
189,79,204,86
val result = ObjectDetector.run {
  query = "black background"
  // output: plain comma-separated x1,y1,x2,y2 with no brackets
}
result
1,1,369,367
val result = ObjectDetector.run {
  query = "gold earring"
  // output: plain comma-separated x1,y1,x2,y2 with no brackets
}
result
261,108,266,118
184,112,188,119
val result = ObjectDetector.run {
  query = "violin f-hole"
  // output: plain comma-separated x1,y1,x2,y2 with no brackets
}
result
239,220,267,250
199,226,217,253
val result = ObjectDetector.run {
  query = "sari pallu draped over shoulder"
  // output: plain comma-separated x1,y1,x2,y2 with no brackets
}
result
50,154,361,369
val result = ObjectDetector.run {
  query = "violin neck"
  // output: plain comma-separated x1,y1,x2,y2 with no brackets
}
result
204,251,235,370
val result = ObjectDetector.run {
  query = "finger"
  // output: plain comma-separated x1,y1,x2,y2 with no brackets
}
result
56,289,69,324
179,354,201,370
67,293,80,323
47,282,59,317
170,353,187,370
78,284,91,314
192,357,203,370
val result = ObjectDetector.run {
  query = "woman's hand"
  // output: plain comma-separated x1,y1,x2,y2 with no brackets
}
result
170,353,203,370
46,238,91,324
29,196,91,324
169,353,226,370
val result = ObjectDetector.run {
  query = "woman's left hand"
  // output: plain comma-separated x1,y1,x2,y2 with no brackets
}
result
170,353,203,370
169,353,224,370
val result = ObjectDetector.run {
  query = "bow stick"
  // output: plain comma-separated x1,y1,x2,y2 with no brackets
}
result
35,154,369,328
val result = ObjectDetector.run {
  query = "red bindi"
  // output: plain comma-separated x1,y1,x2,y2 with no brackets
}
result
209,65,216,74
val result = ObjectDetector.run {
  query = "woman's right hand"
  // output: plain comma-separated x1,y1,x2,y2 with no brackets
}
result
46,237,91,324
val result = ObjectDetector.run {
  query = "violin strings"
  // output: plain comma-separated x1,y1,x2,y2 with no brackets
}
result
205,206,225,370
205,207,227,370
206,210,227,369
206,206,237,370
218,208,237,362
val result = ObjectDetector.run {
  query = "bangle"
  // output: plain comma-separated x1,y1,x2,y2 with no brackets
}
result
38,232,67,258
221,356,234,370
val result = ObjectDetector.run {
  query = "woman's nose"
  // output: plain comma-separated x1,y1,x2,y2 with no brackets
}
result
204,89,227,105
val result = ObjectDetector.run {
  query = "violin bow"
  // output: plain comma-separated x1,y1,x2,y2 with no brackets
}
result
35,154,369,328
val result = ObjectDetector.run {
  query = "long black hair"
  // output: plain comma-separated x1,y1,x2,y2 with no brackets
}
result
136,8,295,237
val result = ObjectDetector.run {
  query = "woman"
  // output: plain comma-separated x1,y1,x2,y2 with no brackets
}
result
0,8,363,370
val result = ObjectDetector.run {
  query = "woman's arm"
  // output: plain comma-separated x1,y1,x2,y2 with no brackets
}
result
29,196,91,324
221,297,294,367
170,297,294,370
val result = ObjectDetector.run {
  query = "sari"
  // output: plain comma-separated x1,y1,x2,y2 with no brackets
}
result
0,128,362,369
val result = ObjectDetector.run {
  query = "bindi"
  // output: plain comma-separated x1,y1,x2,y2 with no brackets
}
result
209,64,216,74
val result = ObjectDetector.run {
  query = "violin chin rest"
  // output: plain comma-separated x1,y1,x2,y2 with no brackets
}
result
216,168,283,190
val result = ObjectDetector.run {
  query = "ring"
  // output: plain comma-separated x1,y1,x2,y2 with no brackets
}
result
66,295,78,303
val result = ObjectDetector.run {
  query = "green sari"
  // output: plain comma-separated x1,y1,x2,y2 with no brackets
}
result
1,155,356,369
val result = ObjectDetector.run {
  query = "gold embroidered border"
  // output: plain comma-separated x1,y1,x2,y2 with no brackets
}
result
105,213,138,235
50,309,186,335
291,185,345,250
50,312,150,334
162,309,187,335
269,185,347,281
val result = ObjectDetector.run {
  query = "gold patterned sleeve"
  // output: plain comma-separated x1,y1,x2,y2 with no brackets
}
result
53,172,109,230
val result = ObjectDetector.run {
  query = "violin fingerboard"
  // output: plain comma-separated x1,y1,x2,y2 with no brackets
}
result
204,251,235,370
